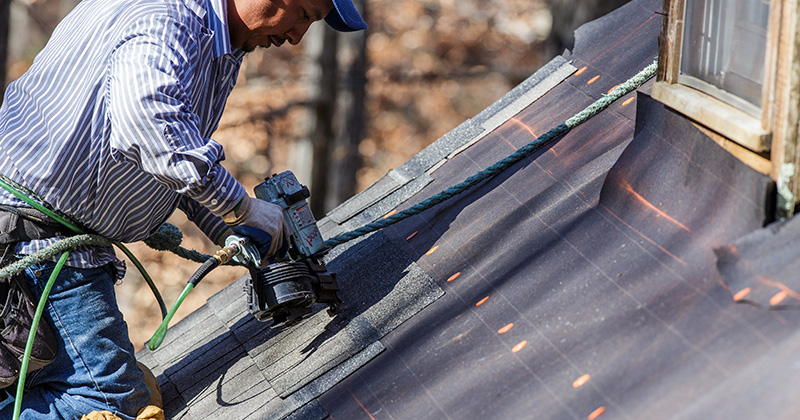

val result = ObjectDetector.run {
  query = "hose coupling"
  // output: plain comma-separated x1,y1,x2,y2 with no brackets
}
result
214,243,239,264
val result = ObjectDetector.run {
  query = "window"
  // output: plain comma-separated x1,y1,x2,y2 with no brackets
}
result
653,0,775,154
654,0,800,216
679,0,770,116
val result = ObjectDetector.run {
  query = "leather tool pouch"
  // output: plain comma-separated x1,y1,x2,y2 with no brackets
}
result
0,205,69,243
0,206,64,389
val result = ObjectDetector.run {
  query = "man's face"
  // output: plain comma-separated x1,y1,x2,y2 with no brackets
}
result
228,0,334,52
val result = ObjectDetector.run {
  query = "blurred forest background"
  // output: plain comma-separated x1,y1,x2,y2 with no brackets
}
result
0,0,629,350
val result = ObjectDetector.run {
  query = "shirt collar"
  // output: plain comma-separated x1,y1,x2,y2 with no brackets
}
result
205,0,233,58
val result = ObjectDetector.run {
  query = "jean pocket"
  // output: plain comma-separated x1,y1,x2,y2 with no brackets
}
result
22,261,56,293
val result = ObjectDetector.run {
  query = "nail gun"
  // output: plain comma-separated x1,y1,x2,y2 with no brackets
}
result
226,171,345,326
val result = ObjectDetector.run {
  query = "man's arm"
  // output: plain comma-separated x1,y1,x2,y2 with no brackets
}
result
108,18,283,256
176,196,231,246
106,17,244,218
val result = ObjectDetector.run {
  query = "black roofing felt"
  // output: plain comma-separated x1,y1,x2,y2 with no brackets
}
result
315,93,786,418
716,215,799,309
138,0,800,418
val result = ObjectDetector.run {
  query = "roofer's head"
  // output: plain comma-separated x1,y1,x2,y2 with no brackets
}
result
227,0,367,52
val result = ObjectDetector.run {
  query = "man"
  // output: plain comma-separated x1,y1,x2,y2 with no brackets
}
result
0,0,366,417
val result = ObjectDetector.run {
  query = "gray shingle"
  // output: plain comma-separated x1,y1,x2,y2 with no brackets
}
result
188,372,276,418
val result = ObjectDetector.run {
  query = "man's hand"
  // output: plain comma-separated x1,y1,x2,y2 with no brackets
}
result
222,195,286,259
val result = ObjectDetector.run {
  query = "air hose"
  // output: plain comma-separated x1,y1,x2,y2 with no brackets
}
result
12,251,70,420
148,240,242,350
146,259,218,351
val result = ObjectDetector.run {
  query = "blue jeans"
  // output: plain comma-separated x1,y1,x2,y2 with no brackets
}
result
0,260,150,419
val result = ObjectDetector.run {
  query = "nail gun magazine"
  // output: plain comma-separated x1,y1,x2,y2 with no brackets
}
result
237,171,345,326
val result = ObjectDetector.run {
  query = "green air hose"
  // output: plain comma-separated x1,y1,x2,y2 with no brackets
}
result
13,250,70,420
149,252,218,351
149,242,238,350
148,283,195,351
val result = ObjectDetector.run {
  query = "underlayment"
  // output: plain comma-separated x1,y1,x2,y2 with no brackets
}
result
317,96,791,419
315,1,800,419
716,215,800,309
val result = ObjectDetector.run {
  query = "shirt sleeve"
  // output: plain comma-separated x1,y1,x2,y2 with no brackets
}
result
177,195,229,245
106,16,245,217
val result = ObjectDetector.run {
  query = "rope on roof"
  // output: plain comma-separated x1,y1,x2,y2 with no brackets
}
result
323,59,659,248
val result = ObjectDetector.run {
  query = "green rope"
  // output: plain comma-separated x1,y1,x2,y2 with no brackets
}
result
0,61,659,264
143,222,213,263
323,60,658,249
0,234,110,279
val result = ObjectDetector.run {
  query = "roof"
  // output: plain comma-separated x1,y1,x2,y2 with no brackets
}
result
137,1,800,418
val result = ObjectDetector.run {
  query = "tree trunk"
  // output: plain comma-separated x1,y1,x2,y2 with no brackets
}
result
0,0,10,105
308,27,339,217
300,2,369,216
327,0,368,211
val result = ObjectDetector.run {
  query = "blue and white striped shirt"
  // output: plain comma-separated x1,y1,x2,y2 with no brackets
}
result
0,0,247,276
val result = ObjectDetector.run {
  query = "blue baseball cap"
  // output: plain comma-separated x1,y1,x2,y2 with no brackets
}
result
325,0,368,32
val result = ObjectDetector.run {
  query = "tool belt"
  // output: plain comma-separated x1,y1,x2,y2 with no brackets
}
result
0,204,73,244
0,206,63,389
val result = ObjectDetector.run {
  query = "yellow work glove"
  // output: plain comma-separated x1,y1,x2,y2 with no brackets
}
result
80,406,164,420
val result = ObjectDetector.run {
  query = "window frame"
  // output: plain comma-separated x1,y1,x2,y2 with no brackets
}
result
653,0,779,152
653,0,800,216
